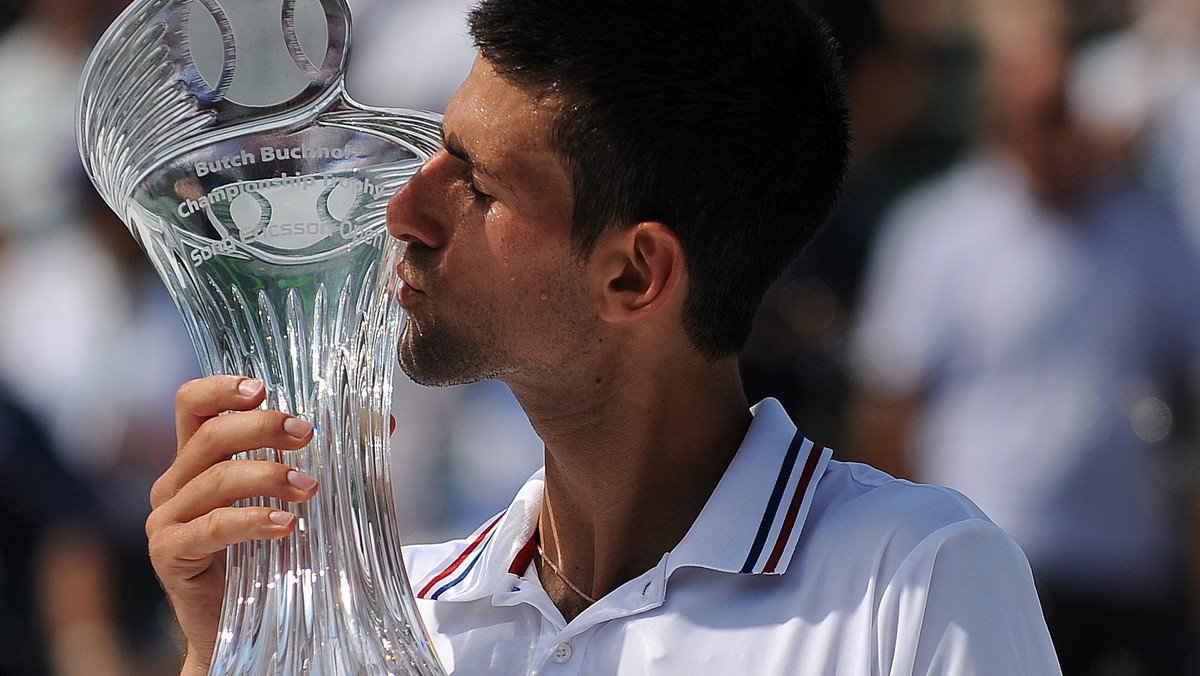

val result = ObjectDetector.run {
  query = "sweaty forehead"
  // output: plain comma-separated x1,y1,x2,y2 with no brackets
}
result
443,57,560,164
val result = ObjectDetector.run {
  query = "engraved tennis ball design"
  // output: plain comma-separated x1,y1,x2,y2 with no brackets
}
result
186,0,332,107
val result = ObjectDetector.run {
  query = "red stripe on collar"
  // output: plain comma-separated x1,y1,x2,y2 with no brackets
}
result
763,443,824,573
418,511,505,598
508,534,537,576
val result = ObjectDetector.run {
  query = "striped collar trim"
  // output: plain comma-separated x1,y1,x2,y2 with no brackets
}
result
414,469,544,602
414,398,831,602
738,432,827,574
416,511,507,600
667,398,832,576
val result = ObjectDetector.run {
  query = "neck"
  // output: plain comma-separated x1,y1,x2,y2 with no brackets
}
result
509,351,751,621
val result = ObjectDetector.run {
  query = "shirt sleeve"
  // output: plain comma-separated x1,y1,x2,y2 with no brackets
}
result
875,519,1062,676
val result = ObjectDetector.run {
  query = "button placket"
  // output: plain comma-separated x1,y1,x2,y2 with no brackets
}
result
534,628,594,673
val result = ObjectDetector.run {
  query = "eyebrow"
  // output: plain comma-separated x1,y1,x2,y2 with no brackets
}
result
443,131,506,187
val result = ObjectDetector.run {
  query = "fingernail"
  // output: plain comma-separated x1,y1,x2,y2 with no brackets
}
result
238,378,264,396
269,511,295,526
287,470,317,491
283,417,313,438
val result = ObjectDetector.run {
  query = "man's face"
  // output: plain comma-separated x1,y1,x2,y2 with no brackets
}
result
386,57,596,388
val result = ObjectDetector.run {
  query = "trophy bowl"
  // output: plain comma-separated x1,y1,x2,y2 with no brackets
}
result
76,0,446,673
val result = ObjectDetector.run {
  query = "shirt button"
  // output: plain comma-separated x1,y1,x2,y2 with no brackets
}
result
552,641,573,664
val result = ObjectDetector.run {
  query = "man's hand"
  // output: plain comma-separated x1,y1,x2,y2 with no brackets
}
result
146,375,317,674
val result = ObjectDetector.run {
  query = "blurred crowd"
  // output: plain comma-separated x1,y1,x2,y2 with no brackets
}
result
0,0,1197,674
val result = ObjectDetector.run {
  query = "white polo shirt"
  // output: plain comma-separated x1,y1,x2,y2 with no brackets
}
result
402,399,1060,675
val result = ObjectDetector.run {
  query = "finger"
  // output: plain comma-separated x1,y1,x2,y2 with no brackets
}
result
154,459,318,525
150,505,298,569
175,375,268,453
152,410,314,508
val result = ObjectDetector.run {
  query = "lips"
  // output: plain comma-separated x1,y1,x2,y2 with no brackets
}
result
395,263,427,307
397,265,424,292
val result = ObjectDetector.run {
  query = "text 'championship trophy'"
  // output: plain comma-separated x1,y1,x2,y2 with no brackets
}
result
77,0,446,673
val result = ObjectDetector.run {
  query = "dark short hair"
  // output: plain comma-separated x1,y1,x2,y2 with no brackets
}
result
468,0,851,359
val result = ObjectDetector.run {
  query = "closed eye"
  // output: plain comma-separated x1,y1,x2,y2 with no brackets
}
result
465,177,492,203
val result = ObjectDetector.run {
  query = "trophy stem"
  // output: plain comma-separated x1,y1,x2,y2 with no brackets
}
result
197,247,442,675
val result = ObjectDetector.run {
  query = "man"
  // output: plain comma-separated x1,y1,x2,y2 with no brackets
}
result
146,0,1060,673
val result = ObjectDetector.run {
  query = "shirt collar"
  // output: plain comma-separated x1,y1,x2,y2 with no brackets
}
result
414,472,543,602
667,398,831,576
413,398,831,602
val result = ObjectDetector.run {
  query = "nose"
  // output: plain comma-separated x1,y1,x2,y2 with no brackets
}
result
386,149,451,249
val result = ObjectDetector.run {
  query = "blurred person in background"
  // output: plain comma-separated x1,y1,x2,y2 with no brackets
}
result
0,355,124,676
0,0,110,462
76,181,201,675
1071,0,1200,253
740,0,978,450
0,0,85,233
740,0,1135,458
0,0,196,671
0,0,108,469
0,2,133,673
848,0,1200,673
0,177,196,674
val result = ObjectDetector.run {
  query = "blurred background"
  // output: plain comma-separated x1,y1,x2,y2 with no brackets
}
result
0,0,1197,674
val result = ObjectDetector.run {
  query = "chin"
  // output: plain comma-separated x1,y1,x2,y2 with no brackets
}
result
397,328,497,388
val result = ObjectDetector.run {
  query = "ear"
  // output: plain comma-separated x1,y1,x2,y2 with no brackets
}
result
590,221,685,323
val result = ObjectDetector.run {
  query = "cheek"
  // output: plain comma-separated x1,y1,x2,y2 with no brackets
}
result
482,213,546,279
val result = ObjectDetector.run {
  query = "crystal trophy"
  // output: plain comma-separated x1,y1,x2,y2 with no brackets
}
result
76,0,445,673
